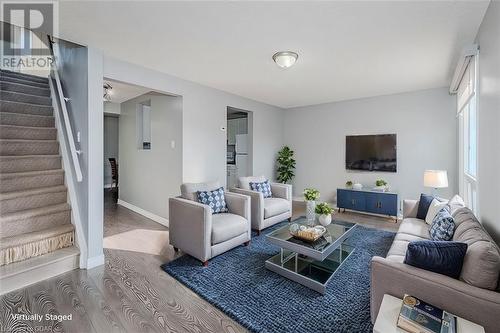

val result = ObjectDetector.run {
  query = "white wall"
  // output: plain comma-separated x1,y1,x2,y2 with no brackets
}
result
103,57,285,187
119,93,183,221
475,1,500,245
284,88,457,211
104,101,121,115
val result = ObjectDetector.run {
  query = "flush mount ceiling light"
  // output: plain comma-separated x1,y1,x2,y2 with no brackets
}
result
103,83,113,102
272,51,298,68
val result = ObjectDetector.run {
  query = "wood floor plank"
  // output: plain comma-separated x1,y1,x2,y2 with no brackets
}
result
68,270,126,333
0,288,35,332
27,280,65,333
88,265,162,333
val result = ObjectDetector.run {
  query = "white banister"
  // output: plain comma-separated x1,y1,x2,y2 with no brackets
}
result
48,39,83,182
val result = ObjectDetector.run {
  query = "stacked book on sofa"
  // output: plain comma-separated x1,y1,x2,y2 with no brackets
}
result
397,295,457,333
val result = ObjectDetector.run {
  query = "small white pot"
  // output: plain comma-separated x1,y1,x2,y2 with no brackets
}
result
318,214,332,226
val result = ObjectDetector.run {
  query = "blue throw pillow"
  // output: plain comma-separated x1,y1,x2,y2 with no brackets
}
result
249,180,272,198
429,207,455,241
197,187,228,214
404,240,467,279
416,193,434,220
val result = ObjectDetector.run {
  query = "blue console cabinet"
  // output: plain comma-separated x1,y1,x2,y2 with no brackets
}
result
337,188,398,217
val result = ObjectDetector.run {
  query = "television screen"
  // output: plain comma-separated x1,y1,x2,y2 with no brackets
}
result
346,134,397,172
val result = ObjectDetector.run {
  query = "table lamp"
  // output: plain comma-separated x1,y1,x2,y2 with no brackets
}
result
424,170,448,195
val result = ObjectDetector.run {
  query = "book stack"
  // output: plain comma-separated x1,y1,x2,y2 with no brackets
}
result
397,295,457,333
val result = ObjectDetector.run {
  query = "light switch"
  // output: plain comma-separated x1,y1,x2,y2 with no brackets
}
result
171,140,175,149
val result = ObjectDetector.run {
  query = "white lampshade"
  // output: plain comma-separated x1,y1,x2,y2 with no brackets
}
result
423,170,448,188
272,51,298,68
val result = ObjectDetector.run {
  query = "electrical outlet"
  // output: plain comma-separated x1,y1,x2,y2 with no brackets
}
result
77,131,81,143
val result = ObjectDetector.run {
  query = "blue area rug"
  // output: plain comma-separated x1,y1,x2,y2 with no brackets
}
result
161,221,395,333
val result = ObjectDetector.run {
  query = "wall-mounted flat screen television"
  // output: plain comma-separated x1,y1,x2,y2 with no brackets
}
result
346,134,397,172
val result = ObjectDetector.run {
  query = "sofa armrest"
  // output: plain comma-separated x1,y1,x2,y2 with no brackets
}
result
169,197,212,262
371,256,500,332
225,192,251,221
231,188,264,230
403,199,419,218
271,183,292,202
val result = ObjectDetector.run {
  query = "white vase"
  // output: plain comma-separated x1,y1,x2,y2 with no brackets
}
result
306,200,316,225
318,214,332,226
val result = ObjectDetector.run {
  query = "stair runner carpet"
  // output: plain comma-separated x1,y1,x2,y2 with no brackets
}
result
0,69,74,266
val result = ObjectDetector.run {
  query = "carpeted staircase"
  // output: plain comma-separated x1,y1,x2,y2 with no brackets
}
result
0,69,76,267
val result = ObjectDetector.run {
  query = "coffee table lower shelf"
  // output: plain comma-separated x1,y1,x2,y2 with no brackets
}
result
265,244,354,294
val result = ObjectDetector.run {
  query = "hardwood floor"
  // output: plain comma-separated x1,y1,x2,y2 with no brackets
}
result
0,191,247,333
0,192,398,333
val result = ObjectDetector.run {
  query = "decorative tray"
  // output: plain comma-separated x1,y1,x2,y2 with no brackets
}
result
289,224,327,242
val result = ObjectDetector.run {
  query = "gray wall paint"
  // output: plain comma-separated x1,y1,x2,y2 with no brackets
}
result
475,1,500,245
57,41,104,267
119,94,183,219
283,88,457,211
104,115,119,186
103,57,285,187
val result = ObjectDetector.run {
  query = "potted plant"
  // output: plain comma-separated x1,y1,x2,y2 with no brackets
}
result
303,188,320,225
346,180,353,189
315,202,333,226
276,146,296,184
375,179,389,191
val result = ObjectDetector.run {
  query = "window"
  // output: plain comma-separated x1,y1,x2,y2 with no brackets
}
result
457,57,478,213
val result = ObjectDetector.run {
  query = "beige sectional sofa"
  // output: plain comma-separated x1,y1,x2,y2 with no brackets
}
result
371,199,500,333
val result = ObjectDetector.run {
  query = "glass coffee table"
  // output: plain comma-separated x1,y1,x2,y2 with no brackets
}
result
265,217,357,294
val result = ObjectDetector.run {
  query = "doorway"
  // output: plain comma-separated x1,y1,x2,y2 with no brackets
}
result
226,107,253,189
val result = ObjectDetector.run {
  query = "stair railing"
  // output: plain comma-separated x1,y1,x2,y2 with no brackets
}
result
47,35,83,182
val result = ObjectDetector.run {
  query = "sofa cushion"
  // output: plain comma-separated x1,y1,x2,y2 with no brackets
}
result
397,218,431,239
250,180,272,198
404,240,468,279
263,198,290,219
452,207,480,228
453,219,500,290
447,194,466,215
211,213,248,245
417,193,434,220
425,199,447,224
181,181,221,201
238,176,266,190
429,208,455,241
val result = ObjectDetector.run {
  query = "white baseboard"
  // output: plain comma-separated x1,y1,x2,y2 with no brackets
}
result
117,199,169,227
86,254,105,269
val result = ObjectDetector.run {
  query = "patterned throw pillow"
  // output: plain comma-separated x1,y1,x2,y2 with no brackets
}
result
249,180,272,198
429,207,455,241
197,187,228,214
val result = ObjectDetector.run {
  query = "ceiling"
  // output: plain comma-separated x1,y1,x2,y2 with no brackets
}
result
59,1,489,108
103,79,150,103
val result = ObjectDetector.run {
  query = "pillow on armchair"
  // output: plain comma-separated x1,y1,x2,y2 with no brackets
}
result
197,187,228,214
249,180,273,198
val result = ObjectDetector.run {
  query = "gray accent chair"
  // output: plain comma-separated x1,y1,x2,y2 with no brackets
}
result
169,181,251,266
371,199,500,333
231,176,292,234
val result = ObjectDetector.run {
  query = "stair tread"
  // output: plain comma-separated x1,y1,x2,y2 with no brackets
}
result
0,203,70,222
0,168,63,179
0,154,60,160
0,124,56,130
1,89,51,99
0,71,49,83
0,246,78,279
0,111,54,119
0,100,52,109
1,81,50,92
0,76,49,88
0,185,66,200
0,223,74,249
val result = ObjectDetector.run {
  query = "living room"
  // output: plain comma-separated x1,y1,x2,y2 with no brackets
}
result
0,1,499,333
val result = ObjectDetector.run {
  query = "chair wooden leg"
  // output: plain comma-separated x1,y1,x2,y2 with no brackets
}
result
173,247,178,252
244,241,250,246
287,217,292,222
256,230,261,236
202,261,209,267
